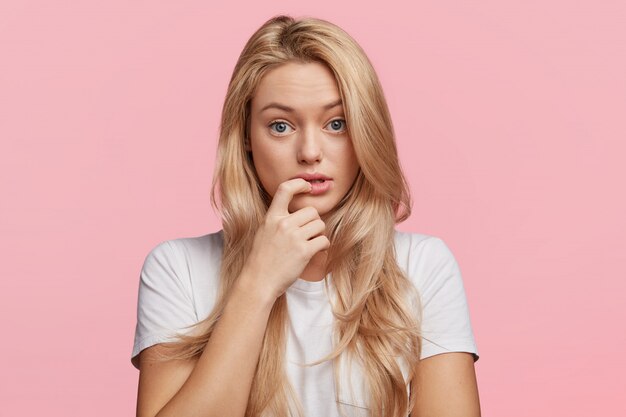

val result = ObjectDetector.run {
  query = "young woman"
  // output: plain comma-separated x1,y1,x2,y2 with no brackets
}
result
131,15,480,417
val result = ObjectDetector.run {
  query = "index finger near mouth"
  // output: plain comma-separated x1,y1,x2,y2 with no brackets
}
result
267,178,312,217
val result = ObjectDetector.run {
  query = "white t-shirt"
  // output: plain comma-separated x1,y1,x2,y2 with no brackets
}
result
131,229,479,416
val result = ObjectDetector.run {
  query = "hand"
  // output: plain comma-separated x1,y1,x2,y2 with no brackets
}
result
240,178,331,301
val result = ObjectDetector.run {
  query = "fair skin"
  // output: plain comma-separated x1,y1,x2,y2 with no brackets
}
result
246,61,360,282
410,352,481,417
136,60,480,417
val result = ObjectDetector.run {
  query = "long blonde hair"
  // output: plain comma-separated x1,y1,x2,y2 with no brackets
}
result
153,15,423,417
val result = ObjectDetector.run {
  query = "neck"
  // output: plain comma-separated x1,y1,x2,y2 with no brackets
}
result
300,250,329,282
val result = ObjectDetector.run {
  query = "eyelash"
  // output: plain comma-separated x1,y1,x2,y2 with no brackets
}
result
267,119,347,136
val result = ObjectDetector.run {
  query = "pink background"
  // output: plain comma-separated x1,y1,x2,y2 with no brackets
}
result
1,1,624,415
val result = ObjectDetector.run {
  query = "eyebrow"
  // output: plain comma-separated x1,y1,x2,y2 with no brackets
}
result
260,98,343,113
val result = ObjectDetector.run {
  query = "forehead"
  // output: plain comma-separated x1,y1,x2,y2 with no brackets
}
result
251,61,341,112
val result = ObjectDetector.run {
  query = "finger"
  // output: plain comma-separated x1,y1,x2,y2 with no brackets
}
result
299,219,326,241
267,178,312,217
307,235,331,255
283,206,320,228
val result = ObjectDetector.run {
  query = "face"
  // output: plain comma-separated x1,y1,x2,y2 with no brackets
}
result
247,61,360,218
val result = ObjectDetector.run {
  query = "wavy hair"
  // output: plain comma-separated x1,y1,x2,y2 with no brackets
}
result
152,14,423,417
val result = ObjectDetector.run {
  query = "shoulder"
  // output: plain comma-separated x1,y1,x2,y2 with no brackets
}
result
133,229,224,341
139,230,224,300
393,229,436,254
165,229,224,254
393,230,462,289
144,229,224,265
393,230,454,268
168,229,224,260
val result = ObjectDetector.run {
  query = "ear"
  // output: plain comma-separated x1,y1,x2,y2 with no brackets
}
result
244,137,252,152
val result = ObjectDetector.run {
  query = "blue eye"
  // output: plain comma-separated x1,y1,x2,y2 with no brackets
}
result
327,119,347,133
268,121,293,135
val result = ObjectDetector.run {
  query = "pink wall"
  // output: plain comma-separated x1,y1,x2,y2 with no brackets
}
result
1,1,624,415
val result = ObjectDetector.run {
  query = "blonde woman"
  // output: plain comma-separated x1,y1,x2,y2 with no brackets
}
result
131,14,481,417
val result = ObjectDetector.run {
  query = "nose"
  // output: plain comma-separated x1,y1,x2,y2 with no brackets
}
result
297,126,323,164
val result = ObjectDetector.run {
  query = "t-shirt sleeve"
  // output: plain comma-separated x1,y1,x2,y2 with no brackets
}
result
411,236,480,362
130,240,199,370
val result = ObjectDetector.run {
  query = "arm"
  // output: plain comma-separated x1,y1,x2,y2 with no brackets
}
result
136,271,276,417
410,352,481,417
135,179,327,417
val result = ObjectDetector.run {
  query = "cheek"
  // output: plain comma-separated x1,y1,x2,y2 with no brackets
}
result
251,154,275,185
250,145,285,195
340,143,360,177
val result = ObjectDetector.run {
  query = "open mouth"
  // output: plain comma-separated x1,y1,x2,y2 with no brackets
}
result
303,178,333,195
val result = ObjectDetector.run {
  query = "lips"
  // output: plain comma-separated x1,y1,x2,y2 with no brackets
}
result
293,172,332,182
